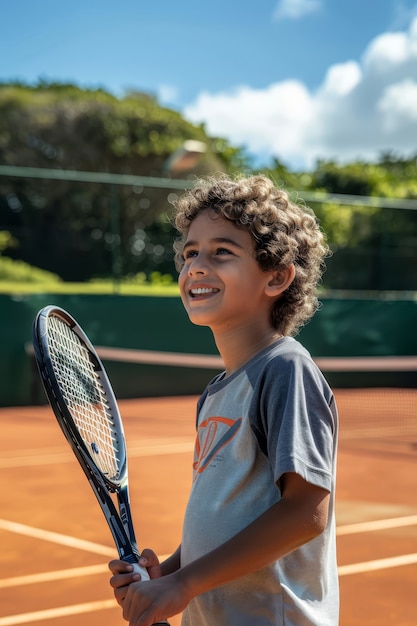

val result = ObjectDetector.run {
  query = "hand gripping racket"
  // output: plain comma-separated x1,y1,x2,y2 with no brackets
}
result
32,305,170,626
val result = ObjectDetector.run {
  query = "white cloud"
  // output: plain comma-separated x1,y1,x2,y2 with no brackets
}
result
184,17,417,169
273,0,322,21
185,82,313,161
363,32,410,71
378,79,417,131
320,61,362,97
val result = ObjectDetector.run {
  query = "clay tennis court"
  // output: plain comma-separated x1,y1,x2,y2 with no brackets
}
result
1,389,416,626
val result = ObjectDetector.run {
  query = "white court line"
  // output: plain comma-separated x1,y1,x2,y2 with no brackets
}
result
337,514,417,535
0,600,117,626
3,510,416,559
338,553,417,576
0,556,167,589
0,440,194,469
0,564,108,589
0,453,74,468
336,514,417,576
0,519,116,557
129,441,194,456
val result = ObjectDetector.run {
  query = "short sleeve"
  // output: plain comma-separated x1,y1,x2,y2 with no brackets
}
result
248,349,338,492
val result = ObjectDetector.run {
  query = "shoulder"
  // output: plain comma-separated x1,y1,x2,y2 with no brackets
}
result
248,336,319,378
247,337,333,403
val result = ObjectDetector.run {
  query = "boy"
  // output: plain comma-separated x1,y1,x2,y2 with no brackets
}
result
109,174,339,625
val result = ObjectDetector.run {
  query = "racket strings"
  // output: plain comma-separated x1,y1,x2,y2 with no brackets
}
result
47,316,122,481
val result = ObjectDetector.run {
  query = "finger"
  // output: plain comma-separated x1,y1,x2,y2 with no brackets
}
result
110,572,141,589
139,549,162,580
113,587,126,607
108,559,134,574
123,589,132,622
139,548,159,567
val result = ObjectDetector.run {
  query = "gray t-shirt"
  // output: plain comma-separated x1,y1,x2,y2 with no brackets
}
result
181,337,339,626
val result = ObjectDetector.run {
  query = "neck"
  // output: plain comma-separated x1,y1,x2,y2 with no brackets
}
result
213,324,282,376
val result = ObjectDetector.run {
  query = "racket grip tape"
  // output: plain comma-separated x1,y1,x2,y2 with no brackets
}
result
131,561,151,581
130,562,170,626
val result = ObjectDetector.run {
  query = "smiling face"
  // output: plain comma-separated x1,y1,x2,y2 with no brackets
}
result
178,209,280,335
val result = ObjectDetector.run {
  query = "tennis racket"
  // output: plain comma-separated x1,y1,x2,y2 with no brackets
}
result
32,305,169,626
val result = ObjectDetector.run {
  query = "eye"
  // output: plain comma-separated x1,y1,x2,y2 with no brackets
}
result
183,248,198,259
216,247,232,255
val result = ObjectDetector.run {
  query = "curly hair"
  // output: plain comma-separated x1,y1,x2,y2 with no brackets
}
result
173,173,329,337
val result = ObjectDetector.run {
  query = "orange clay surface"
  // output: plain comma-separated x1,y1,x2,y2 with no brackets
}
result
1,391,416,626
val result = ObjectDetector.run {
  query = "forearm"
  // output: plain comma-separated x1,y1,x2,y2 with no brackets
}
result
176,477,329,599
160,545,181,576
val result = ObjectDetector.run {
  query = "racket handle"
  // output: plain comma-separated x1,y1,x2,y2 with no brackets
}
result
130,562,171,626
131,560,151,581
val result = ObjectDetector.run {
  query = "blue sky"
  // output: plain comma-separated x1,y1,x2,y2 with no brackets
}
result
2,0,417,169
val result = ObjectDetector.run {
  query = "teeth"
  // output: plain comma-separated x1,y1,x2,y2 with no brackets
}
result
191,288,216,295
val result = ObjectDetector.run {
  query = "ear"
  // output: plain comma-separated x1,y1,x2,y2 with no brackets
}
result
265,264,296,297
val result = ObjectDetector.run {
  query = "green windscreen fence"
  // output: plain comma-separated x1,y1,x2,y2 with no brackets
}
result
1,293,416,406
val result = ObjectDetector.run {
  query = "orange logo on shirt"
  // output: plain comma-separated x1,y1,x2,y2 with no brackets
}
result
192,416,242,480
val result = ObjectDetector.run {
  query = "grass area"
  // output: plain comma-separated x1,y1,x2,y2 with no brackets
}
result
0,253,180,296
0,281,180,296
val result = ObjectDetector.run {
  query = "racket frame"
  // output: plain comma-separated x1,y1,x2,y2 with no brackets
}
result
32,305,141,567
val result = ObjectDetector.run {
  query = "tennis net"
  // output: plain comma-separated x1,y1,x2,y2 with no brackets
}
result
95,348,417,455
31,344,417,454
315,356,417,455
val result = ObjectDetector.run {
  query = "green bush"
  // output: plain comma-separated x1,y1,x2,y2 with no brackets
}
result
0,256,180,295
0,255,62,283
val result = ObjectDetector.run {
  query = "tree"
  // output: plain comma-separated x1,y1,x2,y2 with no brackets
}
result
305,156,417,290
0,82,242,280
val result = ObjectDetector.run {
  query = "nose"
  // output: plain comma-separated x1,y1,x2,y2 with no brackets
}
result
187,253,209,276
